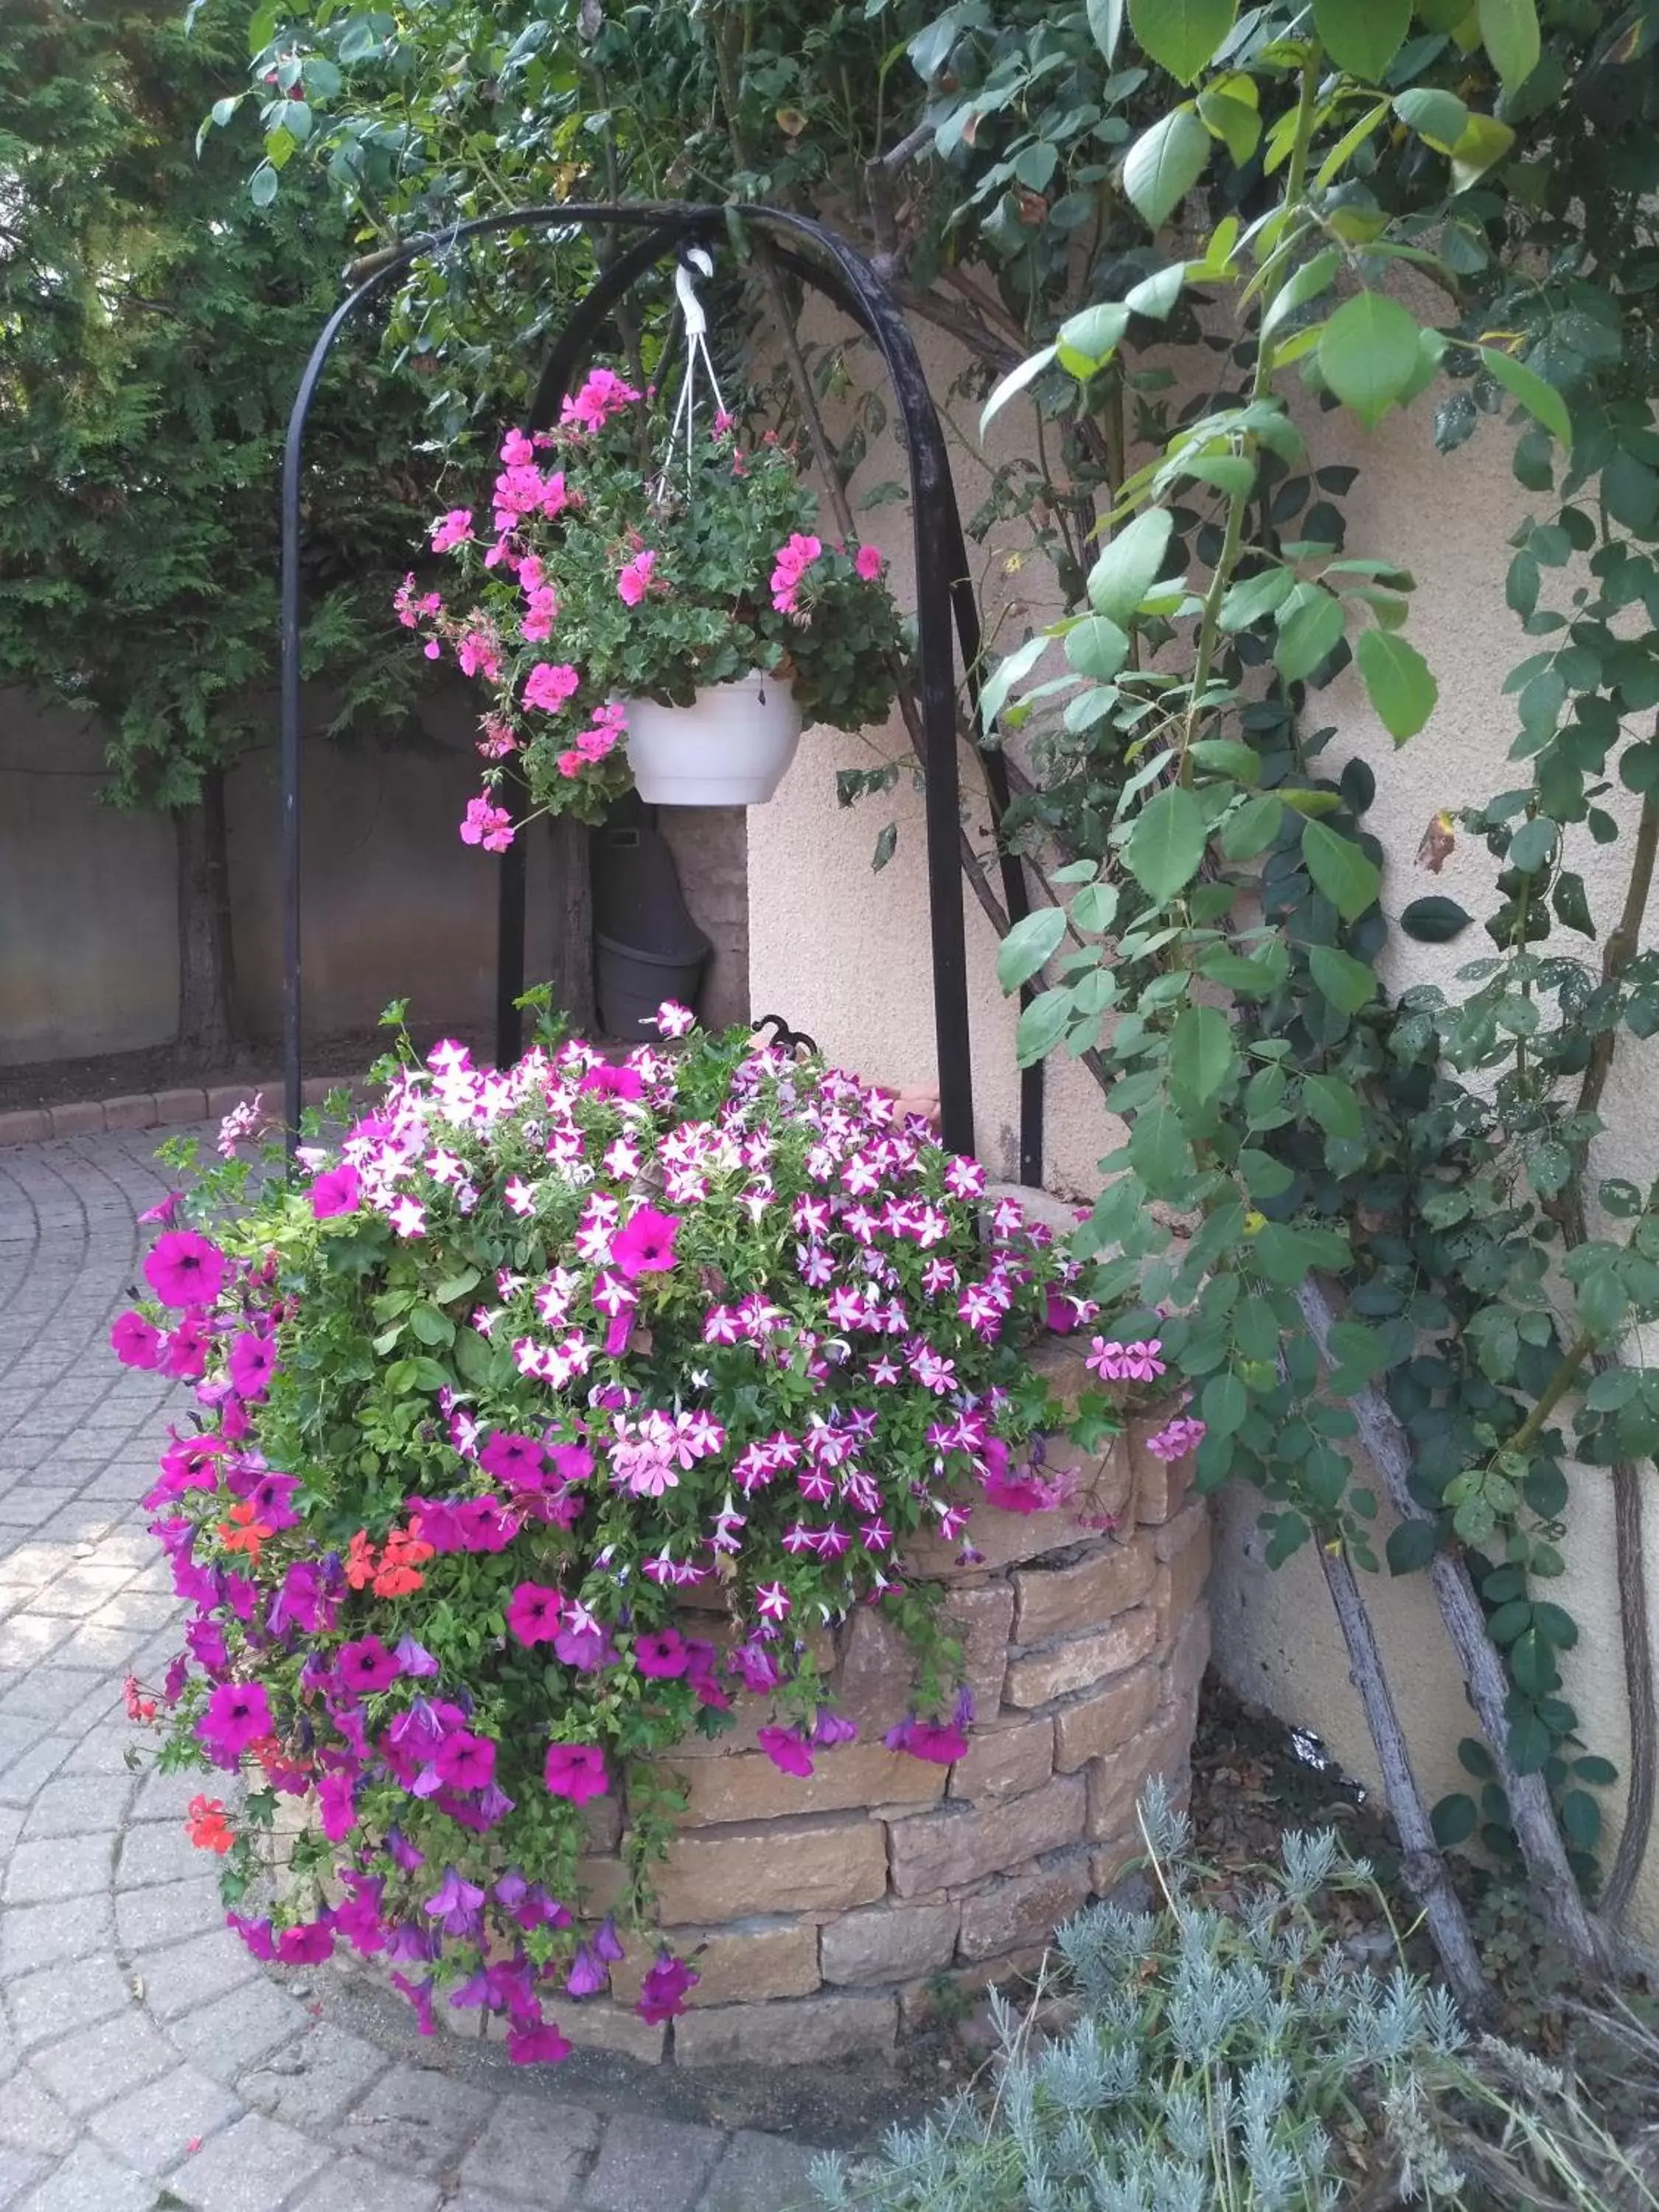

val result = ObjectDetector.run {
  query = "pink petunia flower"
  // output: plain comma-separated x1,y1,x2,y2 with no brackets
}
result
507,2020,573,2065
505,1582,564,1646
145,1230,227,1310
110,1310,163,1369
611,1206,680,1281
543,1742,609,1804
636,1953,699,2023
633,1629,688,1680
757,1726,814,1778
309,1164,361,1219
228,1332,277,1401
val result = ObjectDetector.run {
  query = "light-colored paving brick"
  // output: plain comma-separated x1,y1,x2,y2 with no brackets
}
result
166,2109,332,2211
237,2023,389,2133
288,2152,443,2212
0,1895,114,1978
27,2008,178,2118
12,2138,155,2212
134,1927,257,2021
584,2115,725,2212
698,2130,825,2212
455,2098,601,2207
167,1978,309,2083
5,1952,130,2051
330,2060,495,2180
88,2062,240,2175
115,1872,223,1952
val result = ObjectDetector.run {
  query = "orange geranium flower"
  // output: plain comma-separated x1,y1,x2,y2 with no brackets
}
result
345,1528,378,1590
216,1498,274,1567
186,1795,234,1854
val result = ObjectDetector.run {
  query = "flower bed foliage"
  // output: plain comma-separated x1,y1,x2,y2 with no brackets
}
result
403,369,908,838
113,1010,1175,2060
810,1788,1659,2212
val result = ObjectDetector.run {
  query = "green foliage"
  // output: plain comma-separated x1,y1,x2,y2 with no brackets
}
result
812,1789,1659,2211
0,0,436,812
984,0,1659,1888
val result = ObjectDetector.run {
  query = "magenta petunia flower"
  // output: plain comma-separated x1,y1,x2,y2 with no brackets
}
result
196,1680,271,1767
479,1430,545,1488
309,1164,362,1220
110,1310,163,1369
757,1727,814,1778
277,1919,335,1964
159,1318,209,1380
636,1953,699,2024
565,1941,607,1997
633,1628,689,1680
543,1742,608,1804
317,1773,357,1842
505,1582,564,1647
227,1911,276,1960
144,1230,227,1309
334,1635,402,1697
389,1969,437,2034
434,1731,496,1792
580,1062,644,1102
507,2020,573,2065
228,1331,277,1401
611,1206,680,1281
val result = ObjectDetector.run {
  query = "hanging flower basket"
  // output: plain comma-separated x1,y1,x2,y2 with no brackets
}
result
400,265,909,849
625,671,804,807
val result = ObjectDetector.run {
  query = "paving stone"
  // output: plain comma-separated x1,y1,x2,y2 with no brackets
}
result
134,1927,257,2021
330,2059,495,2179
60,1724,142,1775
0,2146,51,2209
166,2110,331,2212
116,1817,213,1888
0,1614,75,1669
167,1978,310,2083
115,1872,223,1952
20,1770,133,1840
0,2067,76,2156
455,2098,600,2206
583,2115,723,2212
0,1895,116,1978
288,2153,442,2212
0,1669,107,1725
5,1952,131,2051
2,1832,114,1904
88,2062,240,2175
27,2008,178,2118
698,2130,824,2212
11,2137,156,2212
236,2023,389,2134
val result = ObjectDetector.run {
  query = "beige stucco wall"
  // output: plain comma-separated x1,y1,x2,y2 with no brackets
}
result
748,314,1659,1938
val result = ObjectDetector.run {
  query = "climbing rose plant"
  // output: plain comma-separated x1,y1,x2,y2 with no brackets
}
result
112,1012,1175,2059
402,367,908,839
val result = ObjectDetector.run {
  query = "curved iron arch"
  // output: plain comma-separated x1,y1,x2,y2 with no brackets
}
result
279,201,1043,1179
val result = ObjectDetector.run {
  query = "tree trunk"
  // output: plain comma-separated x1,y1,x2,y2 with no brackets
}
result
173,768,235,1069
546,810,596,1036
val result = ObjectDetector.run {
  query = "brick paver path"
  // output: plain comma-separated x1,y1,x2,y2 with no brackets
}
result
0,1128,826,2211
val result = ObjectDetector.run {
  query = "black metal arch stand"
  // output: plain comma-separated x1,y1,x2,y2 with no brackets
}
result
280,201,1043,1181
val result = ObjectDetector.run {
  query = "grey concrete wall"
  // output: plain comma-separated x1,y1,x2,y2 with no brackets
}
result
0,686,749,1065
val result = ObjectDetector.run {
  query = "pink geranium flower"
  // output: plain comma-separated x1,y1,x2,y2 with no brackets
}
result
560,366,640,432
459,793,515,853
144,1230,227,1309
543,1742,609,1804
431,507,473,553
854,543,885,581
1146,1413,1206,1461
523,661,580,713
617,547,657,605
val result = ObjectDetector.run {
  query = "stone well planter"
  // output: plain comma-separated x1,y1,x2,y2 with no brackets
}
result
321,1341,1211,2069
554,1340,1211,2068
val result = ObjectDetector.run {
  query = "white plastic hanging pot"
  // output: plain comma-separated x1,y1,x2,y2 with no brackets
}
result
623,672,803,807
